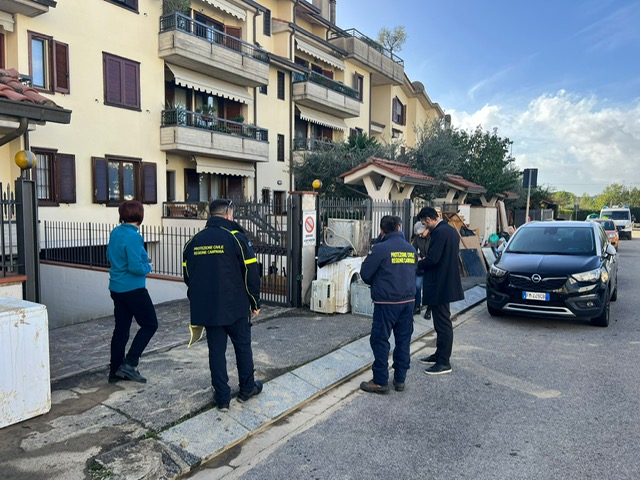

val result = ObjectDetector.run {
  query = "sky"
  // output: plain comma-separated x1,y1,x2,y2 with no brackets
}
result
337,0,640,197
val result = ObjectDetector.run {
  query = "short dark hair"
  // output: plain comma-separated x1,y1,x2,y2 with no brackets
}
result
210,198,233,216
380,215,400,234
418,207,438,221
118,200,144,224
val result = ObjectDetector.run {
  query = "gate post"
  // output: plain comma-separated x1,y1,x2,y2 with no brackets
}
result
15,177,40,302
402,198,413,242
288,192,318,307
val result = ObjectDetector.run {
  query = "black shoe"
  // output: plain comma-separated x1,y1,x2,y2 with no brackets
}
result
214,401,230,412
237,380,263,403
360,380,390,394
424,309,431,320
424,364,452,375
393,380,405,392
419,354,438,365
115,361,147,383
413,307,421,315
108,374,129,384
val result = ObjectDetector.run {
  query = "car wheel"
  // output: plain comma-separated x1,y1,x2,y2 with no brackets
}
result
591,296,610,327
487,304,505,316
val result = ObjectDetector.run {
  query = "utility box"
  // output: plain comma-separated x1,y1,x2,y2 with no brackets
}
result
316,256,363,313
326,218,372,256
0,298,51,429
311,279,337,314
350,280,375,317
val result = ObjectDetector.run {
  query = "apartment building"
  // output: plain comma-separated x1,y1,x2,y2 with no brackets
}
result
0,0,444,226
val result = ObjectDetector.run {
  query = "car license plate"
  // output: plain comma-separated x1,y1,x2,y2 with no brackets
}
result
522,291,549,301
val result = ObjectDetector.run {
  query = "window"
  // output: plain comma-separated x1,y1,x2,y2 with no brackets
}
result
92,156,156,204
33,148,76,205
28,31,70,93
105,0,138,12
261,187,271,203
259,85,268,95
277,71,285,100
263,9,271,36
354,73,364,102
166,170,176,202
392,97,406,125
277,134,285,162
350,127,363,138
103,53,140,110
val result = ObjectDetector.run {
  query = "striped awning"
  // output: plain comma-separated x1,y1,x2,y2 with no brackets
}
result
167,64,252,104
202,0,246,20
196,157,255,178
295,38,344,70
296,106,348,131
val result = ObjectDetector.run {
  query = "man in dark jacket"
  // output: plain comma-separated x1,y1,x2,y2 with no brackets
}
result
417,207,464,375
183,199,263,411
359,215,416,394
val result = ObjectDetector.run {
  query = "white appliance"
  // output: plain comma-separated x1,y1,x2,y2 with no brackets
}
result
326,218,371,256
1,298,51,429
316,256,363,313
311,279,337,314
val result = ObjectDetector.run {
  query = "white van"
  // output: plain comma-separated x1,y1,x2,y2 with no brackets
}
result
600,206,633,240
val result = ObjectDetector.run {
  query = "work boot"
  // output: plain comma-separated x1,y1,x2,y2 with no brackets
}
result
115,360,147,383
237,380,263,403
359,380,390,394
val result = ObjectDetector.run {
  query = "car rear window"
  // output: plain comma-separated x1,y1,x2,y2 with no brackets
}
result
601,210,630,220
506,226,596,255
596,220,615,230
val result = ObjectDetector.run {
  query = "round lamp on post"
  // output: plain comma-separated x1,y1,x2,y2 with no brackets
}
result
312,179,322,191
15,150,37,173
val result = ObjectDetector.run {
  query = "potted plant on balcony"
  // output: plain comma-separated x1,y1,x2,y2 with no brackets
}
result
164,101,187,126
196,104,216,122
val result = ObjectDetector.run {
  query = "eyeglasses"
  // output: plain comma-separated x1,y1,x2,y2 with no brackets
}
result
225,199,233,214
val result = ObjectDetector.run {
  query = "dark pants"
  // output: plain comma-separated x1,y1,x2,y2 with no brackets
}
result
415,275,424,306
109,288,158,375
370,302,414,386
431,303,453,366
206,317,255,405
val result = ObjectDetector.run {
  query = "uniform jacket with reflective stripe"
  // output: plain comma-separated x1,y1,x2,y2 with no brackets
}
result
183,216,260,326
360,230,417,303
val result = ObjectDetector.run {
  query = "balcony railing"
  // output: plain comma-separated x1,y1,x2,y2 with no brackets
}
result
330,28,404,66
161,109,269,142
159,13,269,64
292,138,336,151
292,71,360,100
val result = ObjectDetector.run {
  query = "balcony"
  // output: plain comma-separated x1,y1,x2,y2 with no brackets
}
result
292,72,360,118
0,0,54,17
158,13,269,87
160,109,269,163
292,137,336,151
329,29,404,86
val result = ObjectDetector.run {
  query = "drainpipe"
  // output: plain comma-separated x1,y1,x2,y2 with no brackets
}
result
329,0,336,24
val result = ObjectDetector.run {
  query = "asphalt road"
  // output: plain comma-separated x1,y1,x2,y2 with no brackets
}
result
192,235,640,480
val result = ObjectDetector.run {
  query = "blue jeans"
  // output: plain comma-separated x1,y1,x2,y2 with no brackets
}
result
370,302,414,385
415,275,424,306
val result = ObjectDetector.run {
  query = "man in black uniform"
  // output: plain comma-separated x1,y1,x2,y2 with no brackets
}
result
359,215,417,393
183,199,263,411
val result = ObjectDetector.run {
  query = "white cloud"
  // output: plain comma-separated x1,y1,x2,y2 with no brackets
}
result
449,91,640,195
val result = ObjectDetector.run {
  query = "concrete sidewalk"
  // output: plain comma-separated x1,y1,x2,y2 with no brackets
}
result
0,278,486,480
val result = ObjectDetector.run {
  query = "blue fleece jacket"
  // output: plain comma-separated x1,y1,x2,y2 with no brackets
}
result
106,223,152,293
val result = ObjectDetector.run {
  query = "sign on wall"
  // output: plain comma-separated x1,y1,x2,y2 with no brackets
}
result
302,211,316,246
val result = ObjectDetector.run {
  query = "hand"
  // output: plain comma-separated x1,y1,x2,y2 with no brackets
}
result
252,309,260,317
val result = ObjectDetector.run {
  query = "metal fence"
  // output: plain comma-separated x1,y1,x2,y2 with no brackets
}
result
0,183,21,278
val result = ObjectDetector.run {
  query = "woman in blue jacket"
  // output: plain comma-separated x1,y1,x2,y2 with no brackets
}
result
106,200,158,383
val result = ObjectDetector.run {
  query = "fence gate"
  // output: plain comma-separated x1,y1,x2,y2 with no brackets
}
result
233,198,291,306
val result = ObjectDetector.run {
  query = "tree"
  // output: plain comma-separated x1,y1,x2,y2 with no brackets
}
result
162,0,191,15
457,126,521,198
291,138,397,197
377,26,407,55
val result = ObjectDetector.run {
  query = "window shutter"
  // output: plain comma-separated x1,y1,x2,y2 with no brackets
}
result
53,40,70,93
92,157,108,204
402,104,407,125
56,154,76,203
123,60,140,109
104,56,123,105
263,10,271,36
141,162,157,204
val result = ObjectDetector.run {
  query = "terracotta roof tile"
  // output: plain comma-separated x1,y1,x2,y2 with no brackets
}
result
444,174,486,193
0,68,62,108
341,157,437,183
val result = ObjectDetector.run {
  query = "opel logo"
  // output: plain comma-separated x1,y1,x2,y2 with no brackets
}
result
531,274,542,283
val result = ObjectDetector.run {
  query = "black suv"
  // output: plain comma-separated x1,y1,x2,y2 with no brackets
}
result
486,221,618,326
